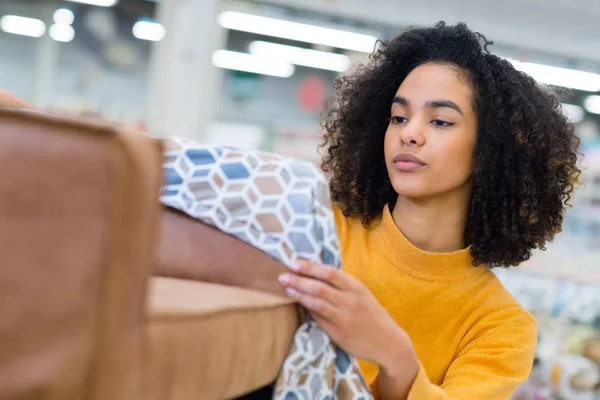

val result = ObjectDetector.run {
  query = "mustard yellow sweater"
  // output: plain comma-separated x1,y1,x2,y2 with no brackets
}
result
334,204,537,400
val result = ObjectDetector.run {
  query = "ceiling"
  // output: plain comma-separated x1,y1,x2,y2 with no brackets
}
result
258,0,600,65
5,0,600,65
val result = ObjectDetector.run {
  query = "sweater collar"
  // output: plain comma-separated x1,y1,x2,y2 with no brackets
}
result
372,204,483,282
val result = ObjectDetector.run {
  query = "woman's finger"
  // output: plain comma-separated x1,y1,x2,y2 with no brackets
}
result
278,274,344,306
290,260,353,290
283,286,339,322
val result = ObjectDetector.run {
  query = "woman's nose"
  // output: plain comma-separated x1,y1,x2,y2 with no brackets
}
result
399,121,425,146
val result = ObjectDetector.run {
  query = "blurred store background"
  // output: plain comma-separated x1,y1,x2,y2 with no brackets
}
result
1,0,599,398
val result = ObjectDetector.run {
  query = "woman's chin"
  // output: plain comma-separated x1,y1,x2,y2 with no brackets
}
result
392,180,472,203
392,184,433,200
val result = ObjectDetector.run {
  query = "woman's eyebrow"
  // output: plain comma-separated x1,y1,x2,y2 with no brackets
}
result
393,96,464,116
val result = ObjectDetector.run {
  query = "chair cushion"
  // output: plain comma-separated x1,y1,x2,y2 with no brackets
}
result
144,277,300,399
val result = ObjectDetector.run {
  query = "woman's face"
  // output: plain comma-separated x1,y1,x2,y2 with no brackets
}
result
384,63,478,200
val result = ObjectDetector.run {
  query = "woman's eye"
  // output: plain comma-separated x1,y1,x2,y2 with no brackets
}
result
432,119,454,127
390,116,407,125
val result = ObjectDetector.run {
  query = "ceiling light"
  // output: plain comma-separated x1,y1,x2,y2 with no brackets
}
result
508,59,600,92
65,0,119,6
50,24,75,43
0,15,46,38
561,103,585,123
218,11,378,53
132,20,165,41
212,50,294,78
249,41,350,72
54,9,74,25
584,95,600,115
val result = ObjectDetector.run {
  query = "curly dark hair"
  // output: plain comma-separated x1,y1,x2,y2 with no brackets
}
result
321,22,581,267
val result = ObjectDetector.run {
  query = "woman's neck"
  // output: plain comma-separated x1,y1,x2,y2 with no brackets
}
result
391,189,470,253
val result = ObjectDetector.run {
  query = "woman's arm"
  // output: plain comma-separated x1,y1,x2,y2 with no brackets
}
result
375,317,537,400
375,330,420,399
279,260,537,400
278,260,421,398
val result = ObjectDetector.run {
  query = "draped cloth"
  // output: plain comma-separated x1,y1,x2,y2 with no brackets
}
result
157,136,372,400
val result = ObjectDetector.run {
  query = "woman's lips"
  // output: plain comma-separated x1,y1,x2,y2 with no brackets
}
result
392,153,427,172
394,160,425,171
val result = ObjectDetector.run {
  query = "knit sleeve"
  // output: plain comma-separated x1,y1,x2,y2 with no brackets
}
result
404,316,537,400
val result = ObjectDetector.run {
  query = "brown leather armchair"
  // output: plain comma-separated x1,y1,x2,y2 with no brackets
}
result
0,105,300,400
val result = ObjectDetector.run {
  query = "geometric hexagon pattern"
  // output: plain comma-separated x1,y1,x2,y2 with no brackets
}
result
156,135,372,400
159,135,340,269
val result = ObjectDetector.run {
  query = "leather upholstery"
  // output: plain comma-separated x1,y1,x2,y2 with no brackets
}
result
0,90,32,109
0,102,300,399
145,277,298,399
156,208,289,298
0,109,163,399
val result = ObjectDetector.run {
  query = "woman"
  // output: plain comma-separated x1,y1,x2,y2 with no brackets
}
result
277,22,581,399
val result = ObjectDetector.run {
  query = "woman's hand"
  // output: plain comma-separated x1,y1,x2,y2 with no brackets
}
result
277,260,420,392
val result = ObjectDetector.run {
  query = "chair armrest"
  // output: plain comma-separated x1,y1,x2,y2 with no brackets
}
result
0,109,163,399
155,208,288,298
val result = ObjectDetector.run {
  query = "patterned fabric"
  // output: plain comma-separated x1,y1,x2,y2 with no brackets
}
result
157,135,372,400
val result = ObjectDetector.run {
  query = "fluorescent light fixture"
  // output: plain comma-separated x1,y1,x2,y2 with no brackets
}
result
249,41,350,72
54,9,75,25
212,49,294,78
50,24,75,43
218,11,377,53
561,103,585,123
132,20,165,41
584,95,600,115
508,59,600,92
65,0,118,6
0,15,46,38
